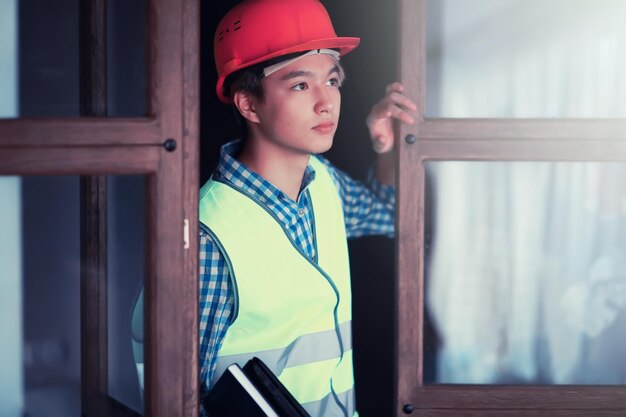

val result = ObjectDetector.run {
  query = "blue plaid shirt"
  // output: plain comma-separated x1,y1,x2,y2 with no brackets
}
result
199,140,395,410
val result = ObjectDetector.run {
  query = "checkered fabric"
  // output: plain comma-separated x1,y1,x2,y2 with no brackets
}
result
199,140,395,415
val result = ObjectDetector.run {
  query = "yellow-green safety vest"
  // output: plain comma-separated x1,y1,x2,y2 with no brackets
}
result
199,155,356,417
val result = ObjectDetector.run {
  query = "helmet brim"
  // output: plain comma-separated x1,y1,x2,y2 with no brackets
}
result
216,36,360,103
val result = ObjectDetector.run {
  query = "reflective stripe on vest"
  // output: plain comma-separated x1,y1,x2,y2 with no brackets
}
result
199,155,355,417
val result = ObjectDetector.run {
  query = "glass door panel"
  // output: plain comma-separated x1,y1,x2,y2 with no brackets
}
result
426,0,626,118
0,175,146,416
424,161,626,385
0,0,147,119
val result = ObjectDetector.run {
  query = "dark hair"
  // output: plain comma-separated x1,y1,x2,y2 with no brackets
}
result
223,55,303,138
222,65,264,138
222,52,310,102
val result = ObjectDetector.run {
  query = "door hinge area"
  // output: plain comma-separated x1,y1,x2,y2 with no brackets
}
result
183,218,190,249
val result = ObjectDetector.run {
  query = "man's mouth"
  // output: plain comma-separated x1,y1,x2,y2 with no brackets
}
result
312,122,335,134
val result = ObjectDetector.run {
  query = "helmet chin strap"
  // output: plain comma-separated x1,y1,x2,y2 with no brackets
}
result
262,49,341,78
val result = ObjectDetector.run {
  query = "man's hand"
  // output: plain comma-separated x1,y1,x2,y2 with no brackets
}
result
366,82,417,154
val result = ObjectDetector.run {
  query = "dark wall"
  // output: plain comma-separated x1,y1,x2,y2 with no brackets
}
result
325,3,397,416
200,0,241,182
201,2,398,415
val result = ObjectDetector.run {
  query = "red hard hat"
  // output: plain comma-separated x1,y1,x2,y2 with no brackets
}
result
214,0,360,103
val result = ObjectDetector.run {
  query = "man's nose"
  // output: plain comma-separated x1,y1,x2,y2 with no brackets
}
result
314,86,336,114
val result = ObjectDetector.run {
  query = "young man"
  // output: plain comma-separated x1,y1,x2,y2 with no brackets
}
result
197,0,416,416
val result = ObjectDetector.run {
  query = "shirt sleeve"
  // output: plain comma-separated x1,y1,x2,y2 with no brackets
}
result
316,155,396,239
198,224,234,416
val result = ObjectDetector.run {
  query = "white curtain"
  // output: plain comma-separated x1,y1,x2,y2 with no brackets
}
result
0,0,23,415
0,178,23,415
426,0,626,384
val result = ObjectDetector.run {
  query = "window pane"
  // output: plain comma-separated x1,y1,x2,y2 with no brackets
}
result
19,0,80,116
21,176,81,416
426,0,626,118
0,175,145,416
0,177,23,417
108,175,145,413
107,0,147,117
424,162,626,385
0,0,17,119
0,0,146,119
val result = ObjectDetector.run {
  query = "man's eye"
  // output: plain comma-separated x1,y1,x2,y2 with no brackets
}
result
292,82,307,91
327,78,340,87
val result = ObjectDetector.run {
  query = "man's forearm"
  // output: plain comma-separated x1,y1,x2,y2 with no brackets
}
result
376,149,396,186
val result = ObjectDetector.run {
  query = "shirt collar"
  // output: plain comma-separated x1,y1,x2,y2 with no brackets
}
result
214,139,317,204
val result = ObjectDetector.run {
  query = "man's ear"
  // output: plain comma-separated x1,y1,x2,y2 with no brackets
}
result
232,90,260,124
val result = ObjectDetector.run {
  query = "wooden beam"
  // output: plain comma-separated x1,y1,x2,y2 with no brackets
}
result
79,0,110,416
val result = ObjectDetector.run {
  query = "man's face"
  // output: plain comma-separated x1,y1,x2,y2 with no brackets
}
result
251,53,342,156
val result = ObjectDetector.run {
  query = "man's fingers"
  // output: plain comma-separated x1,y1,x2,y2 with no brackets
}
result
389,91,417,111
372,135,393,154
385,82,404,95
369,104,414,125
383,104,415,124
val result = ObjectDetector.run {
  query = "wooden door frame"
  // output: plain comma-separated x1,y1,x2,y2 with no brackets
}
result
395,1,626,416
0,0,199,416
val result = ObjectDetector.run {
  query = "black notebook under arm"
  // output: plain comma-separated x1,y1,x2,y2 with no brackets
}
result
243,357,311,417
204,357,312,417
